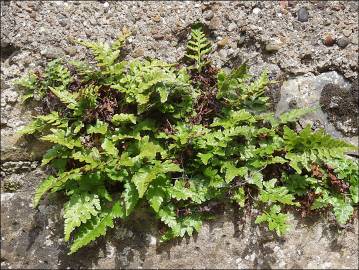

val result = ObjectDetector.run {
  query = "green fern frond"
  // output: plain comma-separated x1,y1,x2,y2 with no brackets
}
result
87,120,108,135
277,107,316,125
160,214,203,242
112,113,137,125
18,111,66,135
77,29,129,70
146,183,167,212
259,179,300,206
123,181,139,216
64,192,101,241
185,26,211,72
69,201,124,254
330,196,354,225
41,129,82,149
284,125,356,173
33,175,57,207
255,204,290,236
49,86,79,110
158,204,178,229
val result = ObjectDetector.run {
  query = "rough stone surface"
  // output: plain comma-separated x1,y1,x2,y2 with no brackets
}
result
1,1,358,269
1,175,358,269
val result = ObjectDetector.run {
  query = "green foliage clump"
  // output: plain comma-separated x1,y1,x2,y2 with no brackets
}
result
17,26,358,254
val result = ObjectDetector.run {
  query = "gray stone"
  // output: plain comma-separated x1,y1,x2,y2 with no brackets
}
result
237,35,246,46
323,19,331,26
343,29,352,37
265,39,284,52
132,48,144,58
252,7,261,15
40,46,64,59
218,49,228,59
1,39,10,49
228,22,237,32
1,161,40,176
59,19,68,27
64,46,77,56
1,125,52,161
337,37,350,48
1,0,357,81
297,7,309,22
203,10,214,20
209,16,222,30
4,90,19,104
103,2,110,10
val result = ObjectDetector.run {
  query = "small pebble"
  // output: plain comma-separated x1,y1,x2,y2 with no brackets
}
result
289,99,298,109
329,96,341,108
209,16,222,30
5,92,18,104
29,12,36,19
343,29,352,37
252,8,261,15
228,22,237,32
153,15,161,22
153,33,164,40
323,35,335,46
64,46,77,56
132,48,144,57
40,46,64,59
218,49,228,59
217,37,229,47
336,37,350,48
237,35,246,46
316,2,326,9
331,4,342,11
59,19,68,27
203,10,214,20
265,39,283,52
297,7,309,22
323,19,331,26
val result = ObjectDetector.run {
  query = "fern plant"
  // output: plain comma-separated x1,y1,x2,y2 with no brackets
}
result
16,25,358,254
185,26,212,72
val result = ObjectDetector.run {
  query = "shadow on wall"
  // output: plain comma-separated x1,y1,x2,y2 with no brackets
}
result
56,207,156,269
52,203,356,269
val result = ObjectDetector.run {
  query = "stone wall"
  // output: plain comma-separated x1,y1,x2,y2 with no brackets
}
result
1,1,358,268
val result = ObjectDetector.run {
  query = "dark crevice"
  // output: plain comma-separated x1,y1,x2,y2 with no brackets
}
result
300,53,313,65
315,64,346,77
1,43,20,61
